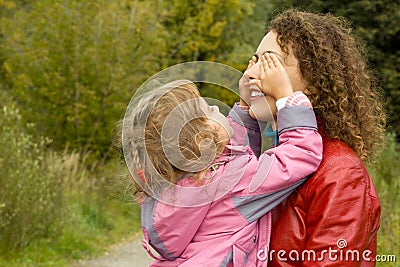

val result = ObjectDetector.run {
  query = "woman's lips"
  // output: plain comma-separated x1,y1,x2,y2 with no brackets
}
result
249,87,266,102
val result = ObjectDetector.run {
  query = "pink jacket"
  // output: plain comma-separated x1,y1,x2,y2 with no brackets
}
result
141,98,323,266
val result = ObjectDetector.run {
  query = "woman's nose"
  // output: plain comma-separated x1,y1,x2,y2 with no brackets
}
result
244,61,260,80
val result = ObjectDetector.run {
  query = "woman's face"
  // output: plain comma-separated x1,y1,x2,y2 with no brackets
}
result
244,31,306,121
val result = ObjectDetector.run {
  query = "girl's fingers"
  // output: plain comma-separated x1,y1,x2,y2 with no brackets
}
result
247,59,253,68
268,53,280,68
250,79,262,90
247,56,257,68
259,57,264,76
261,54,269,73
263,54,273,69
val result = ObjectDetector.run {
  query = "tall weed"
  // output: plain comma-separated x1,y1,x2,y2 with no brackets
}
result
0,105,139,266
0,106,63,253
369,133,400,266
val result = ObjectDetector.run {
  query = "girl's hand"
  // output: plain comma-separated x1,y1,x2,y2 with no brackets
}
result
239,56,257,106
251,53,294,100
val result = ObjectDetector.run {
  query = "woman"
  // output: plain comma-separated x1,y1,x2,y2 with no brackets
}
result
241,9,386,266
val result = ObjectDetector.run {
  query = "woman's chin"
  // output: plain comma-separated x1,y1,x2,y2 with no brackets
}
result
249,108,273,122
248,95,277,122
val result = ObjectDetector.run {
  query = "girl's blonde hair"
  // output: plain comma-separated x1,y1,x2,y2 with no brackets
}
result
268,9,386,161
123,80,229,196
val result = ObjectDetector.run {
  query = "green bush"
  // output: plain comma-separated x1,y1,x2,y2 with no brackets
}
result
0,106,140,265
369,134,400,266
0,105,63,253
0,0,166,156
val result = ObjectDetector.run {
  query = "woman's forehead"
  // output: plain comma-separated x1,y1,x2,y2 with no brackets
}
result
255,32,282,55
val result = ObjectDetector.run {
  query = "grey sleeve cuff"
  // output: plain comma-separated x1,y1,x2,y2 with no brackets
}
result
277,106,317,135
229,103,267,132
232,177,309,223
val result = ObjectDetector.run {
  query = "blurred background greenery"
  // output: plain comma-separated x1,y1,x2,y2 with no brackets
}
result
0,0,398,266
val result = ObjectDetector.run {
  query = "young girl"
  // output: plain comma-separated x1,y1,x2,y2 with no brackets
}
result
122,53,323,266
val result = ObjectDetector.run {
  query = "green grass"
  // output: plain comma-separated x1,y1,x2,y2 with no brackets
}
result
375,181,399,266
370,134,400,266
0,193,141,267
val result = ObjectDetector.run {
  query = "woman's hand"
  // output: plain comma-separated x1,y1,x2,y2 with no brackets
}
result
251,53,293,100
239,56,257,106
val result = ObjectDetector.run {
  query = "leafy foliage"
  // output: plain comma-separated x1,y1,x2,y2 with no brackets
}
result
0,104,140,264
159,0,254,63
0,0,266,156
369,134,400,266
0,0,165,156
0,105,62,252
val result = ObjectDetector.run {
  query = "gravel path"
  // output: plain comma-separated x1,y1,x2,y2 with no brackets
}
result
73,235,153,267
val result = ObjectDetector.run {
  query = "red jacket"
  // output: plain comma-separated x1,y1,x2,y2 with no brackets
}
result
268,135,380,266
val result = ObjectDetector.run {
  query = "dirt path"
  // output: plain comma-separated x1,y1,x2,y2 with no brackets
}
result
73,235,152,267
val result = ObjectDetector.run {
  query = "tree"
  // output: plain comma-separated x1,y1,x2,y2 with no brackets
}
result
158,0,265,107
0,0,167,156
159,0,254,64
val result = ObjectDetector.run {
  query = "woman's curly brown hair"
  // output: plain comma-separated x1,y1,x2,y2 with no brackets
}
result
268,9,386,161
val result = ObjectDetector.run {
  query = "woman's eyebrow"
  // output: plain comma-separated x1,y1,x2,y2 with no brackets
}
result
254,51,284,62
261,50,284,59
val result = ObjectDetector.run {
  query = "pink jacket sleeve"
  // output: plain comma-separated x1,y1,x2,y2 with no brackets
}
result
228,92,322,195
228,92,323,223
227,103,266,157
